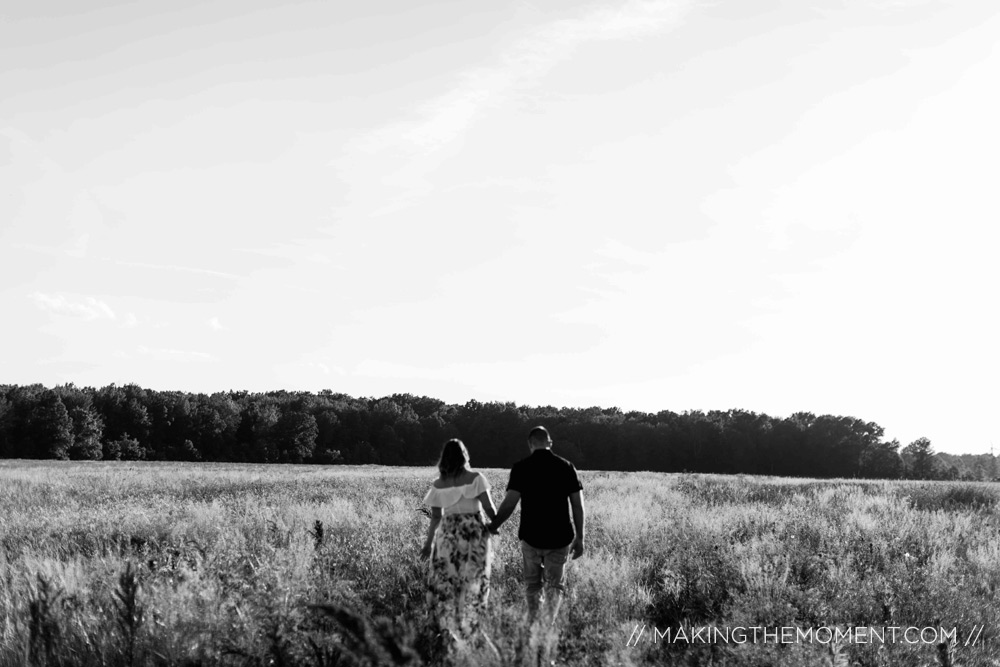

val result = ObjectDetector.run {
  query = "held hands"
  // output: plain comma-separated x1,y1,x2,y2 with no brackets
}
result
420,543,432,560
571,537,585,560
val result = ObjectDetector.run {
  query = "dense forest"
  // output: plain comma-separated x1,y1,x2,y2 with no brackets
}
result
0,383,994,481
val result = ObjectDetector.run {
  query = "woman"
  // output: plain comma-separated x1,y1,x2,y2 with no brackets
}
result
421,438,497,643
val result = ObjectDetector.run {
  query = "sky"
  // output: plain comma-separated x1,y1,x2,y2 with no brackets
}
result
2,0,998,455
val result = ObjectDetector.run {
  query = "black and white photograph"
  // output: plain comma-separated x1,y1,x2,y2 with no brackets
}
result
2,0,999,665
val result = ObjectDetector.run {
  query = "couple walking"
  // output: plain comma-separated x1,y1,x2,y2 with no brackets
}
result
420,426,586,645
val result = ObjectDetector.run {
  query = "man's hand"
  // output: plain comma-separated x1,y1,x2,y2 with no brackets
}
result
571,537,585,560
420,543,432,560
491,490,521,535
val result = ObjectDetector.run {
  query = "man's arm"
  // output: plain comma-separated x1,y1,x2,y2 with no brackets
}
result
487,490,521,533
570,490,585,559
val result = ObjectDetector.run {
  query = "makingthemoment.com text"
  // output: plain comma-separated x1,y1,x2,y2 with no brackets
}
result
625,624,983,647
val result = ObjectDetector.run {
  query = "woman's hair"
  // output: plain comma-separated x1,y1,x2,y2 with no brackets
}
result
438,438,470,478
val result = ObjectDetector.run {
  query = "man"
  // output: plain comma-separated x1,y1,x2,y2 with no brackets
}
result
488,426,585,624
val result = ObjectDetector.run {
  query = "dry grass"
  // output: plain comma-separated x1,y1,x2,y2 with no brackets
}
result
1,461,999,666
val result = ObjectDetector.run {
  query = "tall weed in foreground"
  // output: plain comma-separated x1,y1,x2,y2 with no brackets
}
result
113,563,144,667
26,573,64,667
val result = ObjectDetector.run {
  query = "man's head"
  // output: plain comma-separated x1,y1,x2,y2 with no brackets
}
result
527,426,552,450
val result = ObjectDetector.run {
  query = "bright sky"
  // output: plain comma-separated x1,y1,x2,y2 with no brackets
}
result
2,0,998,455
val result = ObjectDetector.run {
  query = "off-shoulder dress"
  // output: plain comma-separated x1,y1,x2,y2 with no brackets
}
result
422,472,494,638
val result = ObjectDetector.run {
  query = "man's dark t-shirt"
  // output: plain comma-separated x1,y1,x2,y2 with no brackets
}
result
507,448,583,549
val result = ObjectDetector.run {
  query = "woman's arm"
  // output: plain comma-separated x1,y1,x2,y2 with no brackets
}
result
475,473,497,523
478,489,497,523
488,490,521,533
421,506,442,559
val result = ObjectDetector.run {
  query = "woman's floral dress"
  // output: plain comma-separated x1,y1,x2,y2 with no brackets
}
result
423,473,493,639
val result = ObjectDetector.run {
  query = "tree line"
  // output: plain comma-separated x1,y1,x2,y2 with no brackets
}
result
0,383,993,480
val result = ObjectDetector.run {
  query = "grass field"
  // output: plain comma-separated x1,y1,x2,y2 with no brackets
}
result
1,461,999,666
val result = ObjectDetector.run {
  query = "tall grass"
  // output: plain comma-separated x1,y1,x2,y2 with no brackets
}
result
1,461,998,666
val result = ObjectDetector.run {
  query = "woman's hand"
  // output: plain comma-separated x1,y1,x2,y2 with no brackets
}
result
422,505,441,561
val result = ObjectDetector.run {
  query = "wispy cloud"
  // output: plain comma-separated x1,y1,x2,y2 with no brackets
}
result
208,317,225,331
116,261,241,280
137,346,216,362
301,360,346,376
353,0,694,156
273,358,348,388
15,237,90,259
30,293,116,320
236,244,346,269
